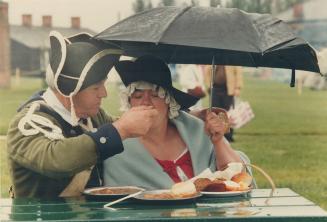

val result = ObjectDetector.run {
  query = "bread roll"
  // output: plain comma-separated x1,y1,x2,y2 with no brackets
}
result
224,180,241,191
211,162,244,181
171,181,197,195
211,170,225,180
189,168,214,183
231,172,252,187
220,168,236,180
226,162,243,175
238,181,251,191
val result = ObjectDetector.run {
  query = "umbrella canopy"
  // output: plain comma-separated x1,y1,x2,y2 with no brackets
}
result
94,6,320,73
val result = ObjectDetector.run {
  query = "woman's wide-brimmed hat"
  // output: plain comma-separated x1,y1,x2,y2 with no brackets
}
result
115,55,199,109
47,31,122,96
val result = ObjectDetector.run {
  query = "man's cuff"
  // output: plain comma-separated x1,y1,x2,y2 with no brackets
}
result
85,124,124,160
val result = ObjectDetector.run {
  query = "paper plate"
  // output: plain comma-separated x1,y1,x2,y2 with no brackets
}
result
83,186,144,198
201,189,251,197
134,189,201,203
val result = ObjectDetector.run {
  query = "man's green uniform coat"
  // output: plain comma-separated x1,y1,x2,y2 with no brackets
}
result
7,95,124,198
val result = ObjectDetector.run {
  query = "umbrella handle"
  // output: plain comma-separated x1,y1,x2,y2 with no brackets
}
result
209,56,216,112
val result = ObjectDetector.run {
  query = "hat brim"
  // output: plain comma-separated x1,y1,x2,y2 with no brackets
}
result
65,32,92,43
49,31,67,82
170,87,199,110
57,52,120,95
49,31,122,96
116,60,198,110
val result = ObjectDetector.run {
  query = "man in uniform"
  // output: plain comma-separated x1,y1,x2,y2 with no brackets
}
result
6,31,158,198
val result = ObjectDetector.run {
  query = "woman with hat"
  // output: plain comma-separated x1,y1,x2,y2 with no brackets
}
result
103,55,251,189
6,32,158,198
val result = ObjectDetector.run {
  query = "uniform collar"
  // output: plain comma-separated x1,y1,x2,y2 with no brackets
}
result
42,88,81,126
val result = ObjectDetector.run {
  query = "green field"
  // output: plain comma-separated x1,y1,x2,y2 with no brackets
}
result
1,76,327,210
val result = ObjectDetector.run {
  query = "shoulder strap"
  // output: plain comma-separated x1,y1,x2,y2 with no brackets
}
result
17,90,45,112
18,91,86,137
38,104,84,137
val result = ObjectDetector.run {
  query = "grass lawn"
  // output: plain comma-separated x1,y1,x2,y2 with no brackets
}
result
234,77,327,210
1,76,327,210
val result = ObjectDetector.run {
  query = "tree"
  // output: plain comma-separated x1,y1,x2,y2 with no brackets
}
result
226,0,271,13
190,0,199,6
148,0,153,9
132,0,153,14
210,0,221,7
161,0,175,6
132,0,145,13
225,0,308,14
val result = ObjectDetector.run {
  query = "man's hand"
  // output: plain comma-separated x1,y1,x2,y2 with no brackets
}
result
112,106,158,140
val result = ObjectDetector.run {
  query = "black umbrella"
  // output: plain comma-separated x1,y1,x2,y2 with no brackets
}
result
95,6,320,75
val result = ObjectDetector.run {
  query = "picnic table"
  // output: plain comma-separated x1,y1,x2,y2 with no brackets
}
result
1,188,326,221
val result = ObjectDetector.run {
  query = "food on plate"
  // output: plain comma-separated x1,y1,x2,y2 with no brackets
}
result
202,180,226,192
143,192,175,199
226,162,244,174
231,172,252,187
224,180,241,191
190,168,214,181
162,163,255,196
189,163,253,193
142,191,197,200
171,181,197,196
193,178,212,192
140,181,199,200
90,187,142,195
238,181,251,191
211,162,244,180
197,179,249,192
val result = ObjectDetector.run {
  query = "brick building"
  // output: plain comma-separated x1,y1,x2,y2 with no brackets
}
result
10,15,96,77
0,1,10,88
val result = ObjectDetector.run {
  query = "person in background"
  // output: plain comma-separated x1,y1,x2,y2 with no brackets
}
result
177,64,206,110
6,31,158,198
103,56,251,189
204,65,243,142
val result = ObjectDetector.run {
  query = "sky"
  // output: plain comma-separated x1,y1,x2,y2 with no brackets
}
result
5,0,327,33
6,0,134,32
5,0,211,32
3,0,213,82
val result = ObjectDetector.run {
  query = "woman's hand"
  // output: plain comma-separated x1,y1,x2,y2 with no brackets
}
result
204,108,230,144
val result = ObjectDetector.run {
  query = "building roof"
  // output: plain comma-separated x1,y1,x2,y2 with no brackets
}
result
10,25,96,49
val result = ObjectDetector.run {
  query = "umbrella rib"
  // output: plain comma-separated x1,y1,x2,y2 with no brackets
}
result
248,53,258,67
155,6,192,44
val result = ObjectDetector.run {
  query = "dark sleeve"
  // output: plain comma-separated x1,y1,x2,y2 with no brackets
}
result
85,123,124,160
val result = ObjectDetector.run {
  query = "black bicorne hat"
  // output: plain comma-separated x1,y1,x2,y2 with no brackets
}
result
47,31,122,96
115,55,199,110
